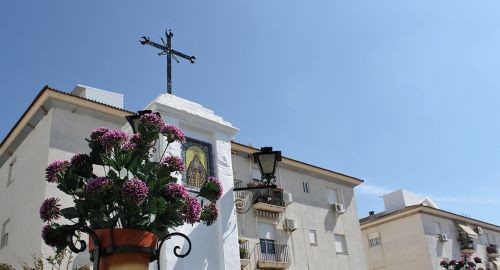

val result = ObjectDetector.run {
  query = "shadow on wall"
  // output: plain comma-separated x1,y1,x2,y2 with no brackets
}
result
159,190,237,270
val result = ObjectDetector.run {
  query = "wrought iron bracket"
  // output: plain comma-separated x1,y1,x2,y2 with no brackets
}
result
66,226,192,270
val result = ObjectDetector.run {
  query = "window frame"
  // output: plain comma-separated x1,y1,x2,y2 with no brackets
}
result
1,219,10,248
368,232,382,247
303,181,310,194
334,234,348,254
309,229,318,245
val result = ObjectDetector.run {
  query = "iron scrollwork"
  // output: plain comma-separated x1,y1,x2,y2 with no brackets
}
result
66,226,192,270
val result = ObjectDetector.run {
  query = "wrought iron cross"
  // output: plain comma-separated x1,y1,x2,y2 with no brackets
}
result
140,30,196,94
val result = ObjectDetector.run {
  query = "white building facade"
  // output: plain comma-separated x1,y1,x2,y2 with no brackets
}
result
232,143,368,270
360,189,500,270
0,86,129,268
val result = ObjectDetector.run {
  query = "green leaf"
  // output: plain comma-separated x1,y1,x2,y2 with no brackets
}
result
145,197,166,213
61,207,79,220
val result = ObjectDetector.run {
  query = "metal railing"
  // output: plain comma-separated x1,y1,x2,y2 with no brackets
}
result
239,240,250,260
252,188,285,207
234,180,245,199
257,243,291,263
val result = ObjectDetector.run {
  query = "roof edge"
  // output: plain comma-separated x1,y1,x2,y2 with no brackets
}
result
360,205,500,233
231,141,364,186
0,85,133,157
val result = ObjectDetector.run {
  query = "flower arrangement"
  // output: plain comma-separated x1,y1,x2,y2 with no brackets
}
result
440,255,482,270
39,113,223,252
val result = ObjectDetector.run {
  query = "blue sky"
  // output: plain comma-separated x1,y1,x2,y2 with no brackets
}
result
1,1,500,225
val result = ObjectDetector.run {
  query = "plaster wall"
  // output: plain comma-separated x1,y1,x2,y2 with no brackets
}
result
362,214,432,270
148,94,240,270
0,108,51,267
420,213,500,270
233,154,367,270
0,103,125,268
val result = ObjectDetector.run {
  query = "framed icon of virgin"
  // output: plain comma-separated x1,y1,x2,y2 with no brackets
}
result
182,137,214,189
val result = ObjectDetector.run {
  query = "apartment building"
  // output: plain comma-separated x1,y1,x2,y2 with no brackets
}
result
232,143,368,270
360,189,500,270
0,85,129,268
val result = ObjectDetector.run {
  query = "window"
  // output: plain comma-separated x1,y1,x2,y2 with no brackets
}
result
260,239,276,254
7,158,15,186
334,234,348,254
309,230,318,245
1,219,9,248
303,181,310,193
326,188,338,204
368,232,382,247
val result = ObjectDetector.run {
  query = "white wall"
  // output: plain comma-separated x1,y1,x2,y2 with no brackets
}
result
0,102,126,268
420,213,500,270
148,93,240,270
362,214,432,270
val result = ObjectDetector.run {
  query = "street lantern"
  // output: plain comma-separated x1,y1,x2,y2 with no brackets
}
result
253,146,282,184
126,110,158,133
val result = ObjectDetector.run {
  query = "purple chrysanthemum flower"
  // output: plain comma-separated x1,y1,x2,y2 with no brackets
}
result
182,196,201,224
140,113,164,131
45,160,69,183
130,133,141,144
160,124,185,143
41,224,58,247
70,153,91,168
161,156,185,172
200,203,218,226
100,129,128,151
473,257,481,263
39,197,61,223
122,141,136,151
449,260,457,266
85,177,112,195
90,127,109,141
162,182,188,201
122,178,149,205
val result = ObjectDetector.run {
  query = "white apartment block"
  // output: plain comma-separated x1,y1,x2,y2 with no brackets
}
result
0,85,129,268
232,143,368,270
360,189,500,270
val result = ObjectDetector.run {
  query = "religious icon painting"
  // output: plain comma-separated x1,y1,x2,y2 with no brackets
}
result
182,137,214,190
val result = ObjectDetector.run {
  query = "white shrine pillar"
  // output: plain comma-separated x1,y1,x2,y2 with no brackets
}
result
146,94,240,270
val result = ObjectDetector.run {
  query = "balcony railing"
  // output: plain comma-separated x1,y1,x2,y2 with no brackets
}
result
234,180,245,199
239,239,250,260
257,242,291,269
252,188,285,207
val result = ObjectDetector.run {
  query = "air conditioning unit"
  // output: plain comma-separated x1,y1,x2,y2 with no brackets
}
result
476,226,483,235
284,218,298,232
438,233,449,242
332,203,345,214
283,192,293,204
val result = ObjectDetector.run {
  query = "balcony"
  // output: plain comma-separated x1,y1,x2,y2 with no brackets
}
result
252,188,286,213
239,239,250,268
459,237,475,254
257,242,291,269
487,245,499,258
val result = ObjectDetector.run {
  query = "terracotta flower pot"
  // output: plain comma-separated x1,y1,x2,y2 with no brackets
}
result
89,228,158,270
